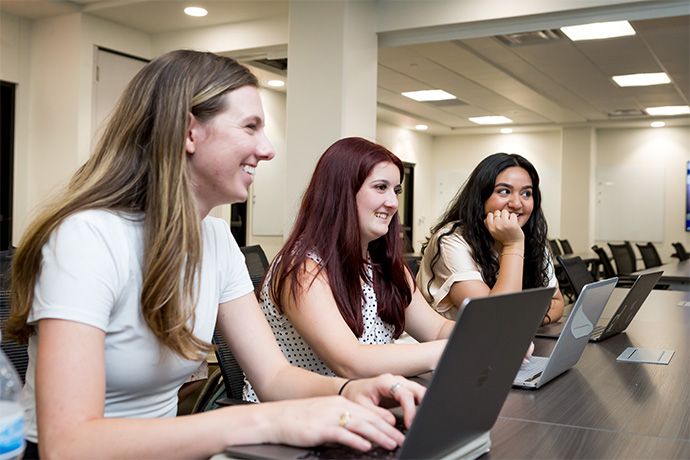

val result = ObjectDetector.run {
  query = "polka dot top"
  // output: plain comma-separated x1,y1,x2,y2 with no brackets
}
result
243,252,395,402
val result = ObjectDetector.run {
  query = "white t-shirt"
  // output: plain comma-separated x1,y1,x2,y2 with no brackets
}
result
243,253,395,402
23,210,254,442
417,222,557,319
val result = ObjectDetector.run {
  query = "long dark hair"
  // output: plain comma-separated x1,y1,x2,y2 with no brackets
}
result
421,153,549,301
269,137,411,338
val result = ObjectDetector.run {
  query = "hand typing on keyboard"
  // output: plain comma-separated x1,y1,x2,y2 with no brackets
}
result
523,341,535,365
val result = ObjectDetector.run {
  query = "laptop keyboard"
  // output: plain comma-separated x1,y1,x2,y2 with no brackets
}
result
591,325,605,337
297,420,407,459
515,356,549,382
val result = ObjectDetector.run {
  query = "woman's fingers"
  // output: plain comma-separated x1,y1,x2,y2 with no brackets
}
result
273,396,405,452
523,341,535,365
484,210,524,244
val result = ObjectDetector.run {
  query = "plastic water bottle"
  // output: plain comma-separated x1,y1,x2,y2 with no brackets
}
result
0,330,25,460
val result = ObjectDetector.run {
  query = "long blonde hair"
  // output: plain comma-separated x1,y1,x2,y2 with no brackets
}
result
7,50,258,360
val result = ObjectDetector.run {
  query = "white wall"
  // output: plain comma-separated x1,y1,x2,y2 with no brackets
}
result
3,11,151,245
247,88,288,261
1,12,32,243
594,126,690,260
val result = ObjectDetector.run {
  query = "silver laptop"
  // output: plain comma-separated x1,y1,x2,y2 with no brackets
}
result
224,287,555,460
513,278,617,389
536,271,663,342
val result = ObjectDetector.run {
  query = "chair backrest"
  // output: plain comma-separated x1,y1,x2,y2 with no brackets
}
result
210,245,270,403
240,245,270,292
212,328,246,401
0,248,15,289
592,245,617,279
624,241,637,272
558,239,574,255
548,239,562,257
556,256,594,298
672,242,690,261
0,290,29,384
607,242,636,275
404,255,420,277
636,242,662,269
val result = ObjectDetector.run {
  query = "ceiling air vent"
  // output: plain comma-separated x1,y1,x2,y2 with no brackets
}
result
254,58,287,71
608,109,645,117
426,99,467,108
247,58,288,75
496,29,566,46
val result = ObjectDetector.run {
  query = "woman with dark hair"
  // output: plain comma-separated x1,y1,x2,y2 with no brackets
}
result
244,137,454,402
418,153,564,325
6,51,423,459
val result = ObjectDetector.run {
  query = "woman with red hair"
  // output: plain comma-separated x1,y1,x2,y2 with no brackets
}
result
244,137,455,402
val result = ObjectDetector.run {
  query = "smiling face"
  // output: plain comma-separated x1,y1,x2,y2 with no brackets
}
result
185,85,275,217
484,166,534,227
356,161,402,252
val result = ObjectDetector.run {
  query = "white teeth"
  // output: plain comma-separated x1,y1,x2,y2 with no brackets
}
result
374,212,388,219
240,165,255,176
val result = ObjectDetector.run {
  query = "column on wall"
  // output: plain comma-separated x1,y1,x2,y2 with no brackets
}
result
283,0,378,235
560,127,596,251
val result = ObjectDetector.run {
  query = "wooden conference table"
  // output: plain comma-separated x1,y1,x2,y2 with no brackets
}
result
633,258,690,291
215,288,689,459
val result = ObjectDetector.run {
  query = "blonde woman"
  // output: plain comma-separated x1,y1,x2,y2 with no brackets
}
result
7,50,422,459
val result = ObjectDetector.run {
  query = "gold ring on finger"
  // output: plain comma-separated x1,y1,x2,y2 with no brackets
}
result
339,411,351,427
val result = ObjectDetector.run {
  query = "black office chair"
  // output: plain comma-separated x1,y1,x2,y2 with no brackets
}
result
240,245,270,293
403,255,420,277
548,240,562,257
0,290,29,384
607,242,636,276
190,367,225,413
558,239,574,255
636,242,662,269
0,248,15,289
592,245,617,279
209,245,271,406
211,328,252,405
556,256,594,299
671,242,690,261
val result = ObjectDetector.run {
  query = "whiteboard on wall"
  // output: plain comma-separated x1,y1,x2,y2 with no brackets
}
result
435,169,471,221
595,165,664,241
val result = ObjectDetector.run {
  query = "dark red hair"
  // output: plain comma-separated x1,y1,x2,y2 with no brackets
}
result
269,137,412,338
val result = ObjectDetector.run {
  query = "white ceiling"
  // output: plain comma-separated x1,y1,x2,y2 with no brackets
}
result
1,0,688,135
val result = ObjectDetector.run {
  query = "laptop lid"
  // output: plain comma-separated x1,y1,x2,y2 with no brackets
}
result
514,278,617,389
594,270,662,341
536,271,662,341
224,287,554,460
398,286,553,459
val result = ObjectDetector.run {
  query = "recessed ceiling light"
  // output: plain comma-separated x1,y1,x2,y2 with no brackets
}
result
651,121,665,128
401,90,456,102
415,124,428,131
645,106,690,116
184,7,208,17
469,116,513,125
267,80,285,87
612,72,670,87
500,128,513,134
560,20,635,41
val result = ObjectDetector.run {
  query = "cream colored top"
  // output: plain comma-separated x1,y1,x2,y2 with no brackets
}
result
417,222,556,320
